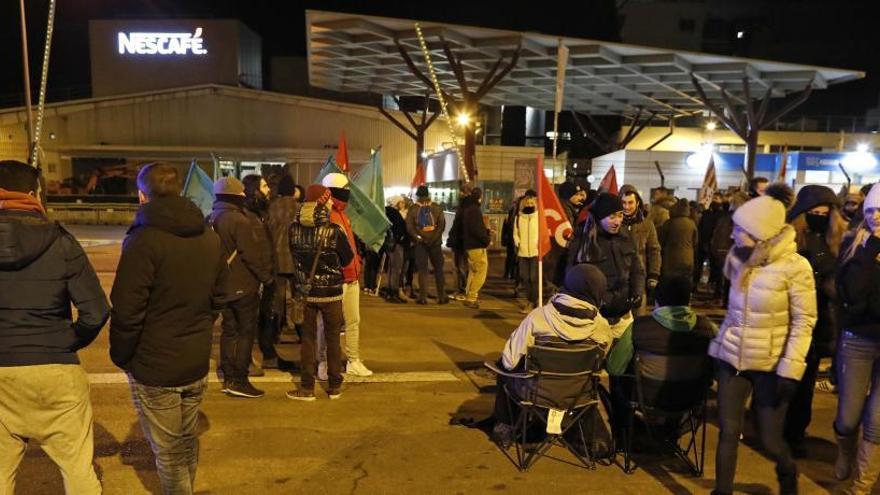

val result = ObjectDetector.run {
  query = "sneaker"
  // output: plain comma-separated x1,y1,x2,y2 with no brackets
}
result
346,359,373,377
452,293,467,301
225,380,265,398
221,379,233,394
286,389,316,401
328,388,342,400
317,361,328,381
463,300,480,309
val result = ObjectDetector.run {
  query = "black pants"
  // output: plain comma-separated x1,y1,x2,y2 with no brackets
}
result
784,347,821,446
518,257,538,305
415,243,446,301
300,301,344,390
220,293,260,381
452,249,468,295
715,360,796,494
504,245,518,279
387,245,405,292
257,281,281,361
363,250,381,290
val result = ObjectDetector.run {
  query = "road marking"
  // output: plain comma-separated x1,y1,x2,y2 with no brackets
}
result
88,371,460,385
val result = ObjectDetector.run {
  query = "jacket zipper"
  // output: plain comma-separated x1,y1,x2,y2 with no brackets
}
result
741,270,751,369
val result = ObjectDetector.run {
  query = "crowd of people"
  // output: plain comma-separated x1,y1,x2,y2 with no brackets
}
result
1,154,879,494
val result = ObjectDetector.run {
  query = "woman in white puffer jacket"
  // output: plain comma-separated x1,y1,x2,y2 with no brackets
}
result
708,185,818,495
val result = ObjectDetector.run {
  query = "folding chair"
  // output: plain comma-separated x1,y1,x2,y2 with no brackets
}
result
485,338,606,472
620,351,712,476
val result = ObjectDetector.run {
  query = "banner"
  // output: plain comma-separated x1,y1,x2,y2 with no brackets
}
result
352,149,385,211
182,159,214,217
316,156,390,252
537,155,572,258
698,155,718,208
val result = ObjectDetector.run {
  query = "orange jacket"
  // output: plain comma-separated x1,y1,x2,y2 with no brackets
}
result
330,204,361,283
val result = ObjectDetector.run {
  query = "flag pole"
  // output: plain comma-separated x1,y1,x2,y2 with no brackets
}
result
18,0,34,162
538,160,543,306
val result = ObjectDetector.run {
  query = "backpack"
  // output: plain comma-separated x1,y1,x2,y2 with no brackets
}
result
417,205,436,233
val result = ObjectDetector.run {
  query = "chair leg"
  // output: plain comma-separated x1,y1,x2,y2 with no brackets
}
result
624,405,637,473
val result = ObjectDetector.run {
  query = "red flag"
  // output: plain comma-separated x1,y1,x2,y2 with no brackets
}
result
537,155,572,259
336,131,350,172
598,165,618,194
410,162,426,191
776,144,789,182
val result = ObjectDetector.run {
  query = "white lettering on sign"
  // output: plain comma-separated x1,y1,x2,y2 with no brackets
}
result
117,28,208,55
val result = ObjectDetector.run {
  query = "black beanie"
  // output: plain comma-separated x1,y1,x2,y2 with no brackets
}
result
590,193,624,221
562,264,607,308
416,185,430,198
277,174,297,197
558,181,581,201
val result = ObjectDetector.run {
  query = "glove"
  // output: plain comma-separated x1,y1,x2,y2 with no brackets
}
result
627,295,643,310
775,377,799,405
646,278,658,290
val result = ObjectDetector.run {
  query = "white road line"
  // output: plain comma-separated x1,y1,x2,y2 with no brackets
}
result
88,371,460,385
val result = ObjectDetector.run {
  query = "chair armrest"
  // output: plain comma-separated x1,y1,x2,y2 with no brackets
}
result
484,361,533,379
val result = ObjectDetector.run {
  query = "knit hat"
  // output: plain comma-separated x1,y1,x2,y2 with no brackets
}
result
732,195,787,241
865,183,880,212
562,264,607,308
321,173,349,189
558,182,581,202
213,176,245,196
416,185,430,199
590,192,624,221
277,174,297,197
305,184,331,205
786,184,840,221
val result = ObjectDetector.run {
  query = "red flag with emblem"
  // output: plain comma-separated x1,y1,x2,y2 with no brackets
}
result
537,155,572,259
336,131,350,172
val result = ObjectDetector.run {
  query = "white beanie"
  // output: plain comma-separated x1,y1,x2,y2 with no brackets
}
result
732,195,787,241
321,172,349,189
865,183,880,212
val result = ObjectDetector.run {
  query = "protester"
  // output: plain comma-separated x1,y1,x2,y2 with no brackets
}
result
286,185,354,401
242,174,277,376
462,187,491,309
407,185,448,305
618,185,661,313
647,187,674,232
513,190,539,313
111,162,226,494
558,181,586,226
401,196,418,298
264,174,300,370
501,196,520,292
384,195,409,304
0,160,109,495
319,173,372,377
659,198,698,280
710,191,749,305
748,176,769,198
708,184,817,495
570,192,646,339
210,176,273,398
446,185,473,301
832,183,880,492
696,192,724,290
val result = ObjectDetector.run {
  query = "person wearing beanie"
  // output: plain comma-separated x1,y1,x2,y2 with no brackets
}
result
209,175,274,398
459,187,491,309
558,181,587,226
317,172,372,378
286,184,354,401
708,185,817,495
658,198,698,281
263,174,303,371
491,264,612,446
619,185,661,313
569,192,646,340
407,184,448,305
833,183,880,493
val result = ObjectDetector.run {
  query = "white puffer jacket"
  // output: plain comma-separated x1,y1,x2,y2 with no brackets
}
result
708,225,817,381
513,212,539,258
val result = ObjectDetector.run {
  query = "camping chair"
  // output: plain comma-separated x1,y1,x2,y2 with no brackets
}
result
620,351,712,476
485,338,606,472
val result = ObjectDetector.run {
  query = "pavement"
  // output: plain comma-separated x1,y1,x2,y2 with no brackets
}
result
13,225,854,494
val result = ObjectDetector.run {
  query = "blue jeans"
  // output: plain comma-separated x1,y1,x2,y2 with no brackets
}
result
129,375,208,495
835,331,880,443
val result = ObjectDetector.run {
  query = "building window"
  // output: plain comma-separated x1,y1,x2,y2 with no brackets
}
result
679,18,696,33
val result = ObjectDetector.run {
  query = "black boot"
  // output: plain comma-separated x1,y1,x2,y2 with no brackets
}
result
777,464,798,495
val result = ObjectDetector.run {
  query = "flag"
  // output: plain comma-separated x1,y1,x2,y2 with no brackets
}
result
698,155,718,208
776,144,788,182
598,165,618,194
316,155,391,252
537,155,572,258
410,162,426,195
336,131,350,172
182,159,214,217
352,149,385,211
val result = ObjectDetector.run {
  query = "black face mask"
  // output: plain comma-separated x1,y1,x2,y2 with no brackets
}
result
805,213,830,233
521,206,536,214
329,187,351,202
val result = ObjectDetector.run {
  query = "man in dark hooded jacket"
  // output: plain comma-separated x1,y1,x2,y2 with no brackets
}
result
659,198,698,280
0,160,109,494
619,185,661,311
111,162,227,494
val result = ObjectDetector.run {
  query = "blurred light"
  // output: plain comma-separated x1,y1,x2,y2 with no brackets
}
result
456,113,471,126
843,150,878,172
420,151,429,159
586,174,595,183
686,143,715,170
573,162,579,169
48,132,56,140
736,31,745,39
705,121,717,131
857,143,870,153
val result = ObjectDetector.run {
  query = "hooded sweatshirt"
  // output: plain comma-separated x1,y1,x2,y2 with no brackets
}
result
0,209,109,366
110,196,227,386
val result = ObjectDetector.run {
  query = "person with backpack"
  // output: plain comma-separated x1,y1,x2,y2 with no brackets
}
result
407,185,448,305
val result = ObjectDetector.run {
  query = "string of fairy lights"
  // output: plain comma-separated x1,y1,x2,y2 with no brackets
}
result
30,0,56,168
413,22,470,184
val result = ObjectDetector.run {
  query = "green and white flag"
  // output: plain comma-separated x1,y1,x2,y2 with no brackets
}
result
182,159,214,217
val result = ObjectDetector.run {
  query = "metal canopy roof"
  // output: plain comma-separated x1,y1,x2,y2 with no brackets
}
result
306,10,864,118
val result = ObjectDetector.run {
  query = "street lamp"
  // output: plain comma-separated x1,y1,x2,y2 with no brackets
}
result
456,113,471,127
705,121,717,131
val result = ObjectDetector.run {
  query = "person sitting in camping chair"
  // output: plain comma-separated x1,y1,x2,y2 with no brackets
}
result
489,264,613,457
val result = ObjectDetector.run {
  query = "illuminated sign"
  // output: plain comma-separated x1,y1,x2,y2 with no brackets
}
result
117,28,207,55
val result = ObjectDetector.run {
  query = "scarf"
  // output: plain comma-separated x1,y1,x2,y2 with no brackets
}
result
0,188,45,215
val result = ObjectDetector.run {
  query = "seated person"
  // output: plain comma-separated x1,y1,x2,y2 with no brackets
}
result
605,275,716,437
492,264,612,443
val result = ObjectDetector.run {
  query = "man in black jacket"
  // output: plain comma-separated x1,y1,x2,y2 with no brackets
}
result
384,195,409,304
461,187,491,309
0,160,109,494
286,185,354,401
209,176,274,398
446,184,473,300
407,185,448,305
110,162,226,494
264,174,300,369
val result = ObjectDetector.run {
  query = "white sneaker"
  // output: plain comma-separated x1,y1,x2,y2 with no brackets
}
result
345,359,373,377
317,361,328,381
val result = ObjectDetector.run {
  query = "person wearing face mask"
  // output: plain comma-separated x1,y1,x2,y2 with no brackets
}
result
569,193,646,340
842,191,864,229
780,185,847,458
831,183,880,493
513,190,539,313
708,184,817,495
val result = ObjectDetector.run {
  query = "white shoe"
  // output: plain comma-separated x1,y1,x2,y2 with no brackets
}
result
317,361,328,381
345,359,373,377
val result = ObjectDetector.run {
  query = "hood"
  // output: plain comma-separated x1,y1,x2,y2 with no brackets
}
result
652,306,697,332
538,293,611,345
787,184,841,221
0,212,60,270
296,201,330,228
670,198,691,218
133,196,206,238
